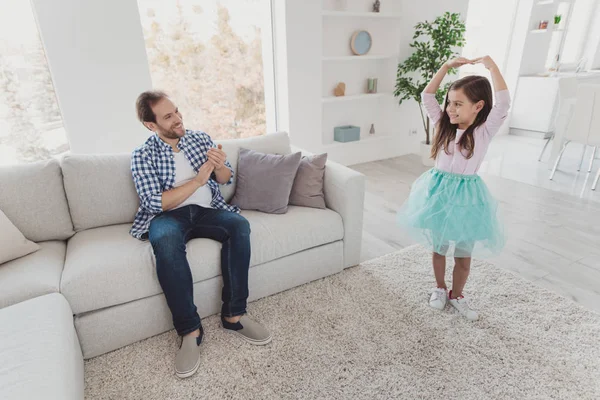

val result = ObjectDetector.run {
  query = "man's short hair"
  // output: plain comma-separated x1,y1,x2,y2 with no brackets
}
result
136,90,169,123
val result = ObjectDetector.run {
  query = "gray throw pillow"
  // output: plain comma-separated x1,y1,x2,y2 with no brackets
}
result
289,153,328,209
231,148,302,214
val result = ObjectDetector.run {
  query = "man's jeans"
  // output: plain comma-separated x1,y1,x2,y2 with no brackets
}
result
147,205,251,336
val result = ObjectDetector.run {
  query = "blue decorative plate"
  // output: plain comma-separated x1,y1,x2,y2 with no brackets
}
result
351,30,372,55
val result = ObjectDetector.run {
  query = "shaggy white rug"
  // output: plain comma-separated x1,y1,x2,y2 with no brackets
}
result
85,246,600,400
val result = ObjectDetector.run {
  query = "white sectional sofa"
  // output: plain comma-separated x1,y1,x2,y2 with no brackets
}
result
0,132,365,399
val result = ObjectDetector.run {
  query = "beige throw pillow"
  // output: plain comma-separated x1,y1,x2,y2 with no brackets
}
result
289,153,328,209
0,208,40,264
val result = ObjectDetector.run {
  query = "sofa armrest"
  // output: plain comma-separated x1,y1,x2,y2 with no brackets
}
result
291,146,365,268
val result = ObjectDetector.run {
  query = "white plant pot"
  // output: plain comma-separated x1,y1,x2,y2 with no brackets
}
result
420,141,434,167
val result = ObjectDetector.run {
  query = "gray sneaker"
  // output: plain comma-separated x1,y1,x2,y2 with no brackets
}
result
221,315,272,345
175,330,202,379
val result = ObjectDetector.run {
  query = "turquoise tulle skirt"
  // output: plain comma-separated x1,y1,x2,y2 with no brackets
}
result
397,168,505,258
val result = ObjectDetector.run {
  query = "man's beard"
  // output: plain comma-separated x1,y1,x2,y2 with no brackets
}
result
158,125,184,139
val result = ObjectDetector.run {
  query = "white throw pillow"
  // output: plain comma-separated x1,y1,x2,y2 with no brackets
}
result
0,208,40,264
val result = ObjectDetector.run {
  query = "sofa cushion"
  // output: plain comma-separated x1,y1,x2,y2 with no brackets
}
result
61,206,343,314
0,293,84,400
61,153,139,231
0,241,66,309
0,159,74,242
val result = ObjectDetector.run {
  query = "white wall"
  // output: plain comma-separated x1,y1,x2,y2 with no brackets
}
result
32,0,153,154
274,0,323,151
389,0,470,158
461,0,518,76
460,0,519,136
585,1,600,69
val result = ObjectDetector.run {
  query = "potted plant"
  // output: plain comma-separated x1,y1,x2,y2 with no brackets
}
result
554,14,562,26
394,12,466,166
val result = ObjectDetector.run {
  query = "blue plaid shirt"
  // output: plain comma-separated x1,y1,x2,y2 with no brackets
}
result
130,130,239,240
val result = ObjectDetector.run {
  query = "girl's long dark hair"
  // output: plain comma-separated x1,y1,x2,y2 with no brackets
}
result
430,75,493,160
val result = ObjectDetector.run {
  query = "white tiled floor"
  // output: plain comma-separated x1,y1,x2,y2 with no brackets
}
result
482,135,600,203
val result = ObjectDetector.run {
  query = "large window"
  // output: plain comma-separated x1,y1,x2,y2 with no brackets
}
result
137,0,276,140
0,0,68,166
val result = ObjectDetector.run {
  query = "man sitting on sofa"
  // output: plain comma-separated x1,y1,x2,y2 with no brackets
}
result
130,90,271,379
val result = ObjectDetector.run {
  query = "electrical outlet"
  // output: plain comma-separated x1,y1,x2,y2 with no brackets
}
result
409,129,418,136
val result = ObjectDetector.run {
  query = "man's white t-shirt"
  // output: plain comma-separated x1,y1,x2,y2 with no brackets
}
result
173,151,213,209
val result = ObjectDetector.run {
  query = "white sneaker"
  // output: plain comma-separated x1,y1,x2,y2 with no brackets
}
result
449,293,479,321
429,288,448,310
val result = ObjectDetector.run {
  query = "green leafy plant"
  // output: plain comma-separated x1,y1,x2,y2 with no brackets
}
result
394,12,466,145
554,14,562,25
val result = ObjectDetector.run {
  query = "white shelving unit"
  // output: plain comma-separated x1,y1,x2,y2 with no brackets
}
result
516,0,562,76
322,133,393,149
322,11,402,18
322,93,391,103
321,3,402,149
322,54,396,61
509,0,577,138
